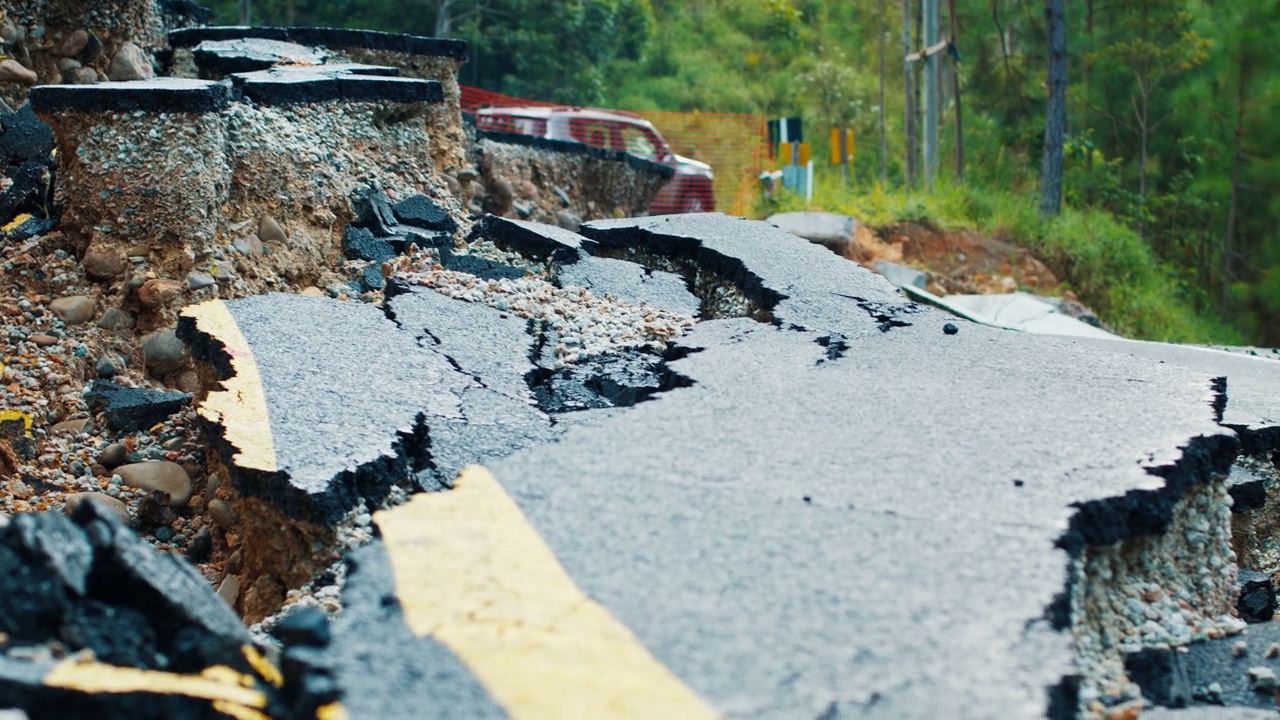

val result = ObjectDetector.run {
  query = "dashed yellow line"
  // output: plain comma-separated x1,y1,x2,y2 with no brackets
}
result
181,300,278,473
375,465,721,720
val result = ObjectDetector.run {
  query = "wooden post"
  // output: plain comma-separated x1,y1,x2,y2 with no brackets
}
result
902,0,917,190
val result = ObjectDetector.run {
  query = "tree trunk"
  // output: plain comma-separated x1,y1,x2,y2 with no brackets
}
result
1137,0,1150,239
949,0,963,182
1084,0,1093,172
903,0,917,189
239,0,250,25
879,0,888,185
435,0,454,37
1223,57,1248,319
1040,0,1066,216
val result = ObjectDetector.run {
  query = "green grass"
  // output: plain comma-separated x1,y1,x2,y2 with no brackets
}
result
756,172,1241,345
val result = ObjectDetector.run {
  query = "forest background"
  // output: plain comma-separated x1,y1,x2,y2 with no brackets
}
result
206,0,1280,346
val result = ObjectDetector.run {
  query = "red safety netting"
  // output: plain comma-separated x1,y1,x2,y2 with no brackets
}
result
461,85,768,216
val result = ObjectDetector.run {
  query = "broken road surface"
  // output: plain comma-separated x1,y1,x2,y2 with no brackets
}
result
145,214,1279,718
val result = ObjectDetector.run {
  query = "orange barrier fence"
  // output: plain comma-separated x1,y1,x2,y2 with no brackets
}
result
461,86,768,216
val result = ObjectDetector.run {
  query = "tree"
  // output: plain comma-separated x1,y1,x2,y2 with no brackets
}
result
1040,0,1066,215
1089,0,1210,234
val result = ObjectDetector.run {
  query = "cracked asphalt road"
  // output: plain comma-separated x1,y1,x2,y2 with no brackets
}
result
162,214,1280,718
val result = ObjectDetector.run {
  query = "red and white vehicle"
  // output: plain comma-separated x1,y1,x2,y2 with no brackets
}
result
474,105,716,215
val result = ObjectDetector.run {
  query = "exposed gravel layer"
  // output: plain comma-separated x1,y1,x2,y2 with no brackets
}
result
1073,481,1245,717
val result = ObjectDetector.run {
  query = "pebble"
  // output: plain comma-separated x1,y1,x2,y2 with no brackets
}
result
208,498,238,530
258,215,287,244
114,461,192,506
99,443,127,469
1233,640,1250,658
50,418,91,435
49,296,95,325
82,249,126,279
97,307,135,330
107,42,153,82
0,59,37,85
232,236,263,256
58,29,89,58
95,355,118,378
1249,666,1277,693
943,322,959,335
187,527,212,562
187,271,215,290
28,334,58,347
141,330,188,375
64,492,130,524
217,574,240,607
137,278,184,308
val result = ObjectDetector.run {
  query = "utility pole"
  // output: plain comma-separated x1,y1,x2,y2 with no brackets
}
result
922,0,939,188
902,0,917,189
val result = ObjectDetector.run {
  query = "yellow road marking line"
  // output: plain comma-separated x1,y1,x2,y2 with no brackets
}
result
181,300,277,473
44,657,268,710
376,465,721,720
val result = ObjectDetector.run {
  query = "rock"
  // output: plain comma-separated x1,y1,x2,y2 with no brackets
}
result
519,180,538,201
258,215,286,244
58,30,89,58
142,330,188,375
49,296,95,325
137,278,184,308
443,175,461,196
82,248,127,280
126,244,150,258
513,201,533,219
273,606,331,648
187,271,215,290
0,18,17,43
217,573,240,607
115,461,192,507
1249,666,1277,693
486,177,514,216
455,168,478,183
96,354,119,378
28,333,58,347
97,307,135,330
943,323,959,335
553,185,572,207
555,210,583,232
57,58,82,73
77,31,102,64
207,498,238,530
67,67,98,85
64,492,129,524
99,442,127,469
232,236,263,255
391,194,458,233
50,418,91,435
83,380,191,432
1237,569,1274,623
107,42,154,82
187,527,211,563
0,60,37,85
300,286,325,297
